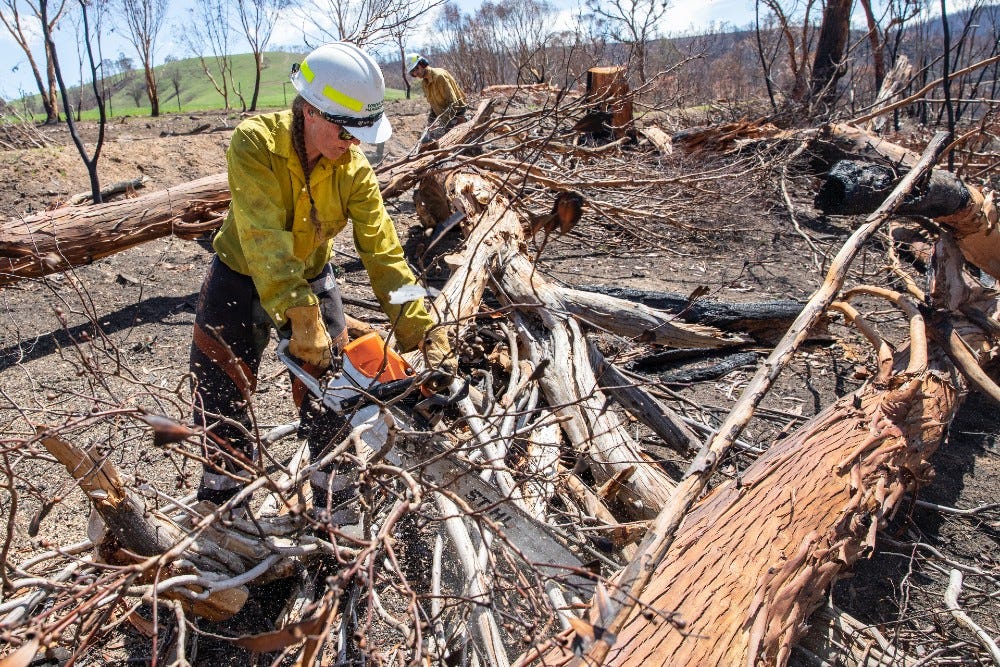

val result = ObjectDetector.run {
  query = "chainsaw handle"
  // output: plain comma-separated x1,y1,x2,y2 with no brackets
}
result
418,376,469,409
278,339,422,413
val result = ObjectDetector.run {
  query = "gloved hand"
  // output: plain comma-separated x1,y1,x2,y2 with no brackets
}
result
422,326,458,375
286,304,332,369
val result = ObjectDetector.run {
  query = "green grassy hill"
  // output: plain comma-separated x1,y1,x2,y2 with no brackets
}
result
19,51,407,120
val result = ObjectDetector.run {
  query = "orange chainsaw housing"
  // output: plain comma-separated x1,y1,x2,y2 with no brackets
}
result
342,332,414,383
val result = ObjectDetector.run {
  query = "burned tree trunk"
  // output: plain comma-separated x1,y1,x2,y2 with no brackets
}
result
815,156,1000,280
810,0,853,105
0,173,229,287
815,160,971,217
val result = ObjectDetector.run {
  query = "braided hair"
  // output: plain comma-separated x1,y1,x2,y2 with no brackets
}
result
290,95,319,230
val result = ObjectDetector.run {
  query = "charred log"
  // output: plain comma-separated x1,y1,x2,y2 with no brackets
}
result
650,350,760,385
579,285,811,343
813,156,1000,284
815,160,971,217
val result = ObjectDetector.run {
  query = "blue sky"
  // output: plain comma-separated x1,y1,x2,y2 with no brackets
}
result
0,0,756,101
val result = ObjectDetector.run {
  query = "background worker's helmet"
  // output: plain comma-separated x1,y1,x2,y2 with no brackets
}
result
290,42,391,144
405,52,427,75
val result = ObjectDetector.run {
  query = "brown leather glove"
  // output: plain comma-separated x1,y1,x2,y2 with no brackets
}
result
286,304,332,369
422,326,458,374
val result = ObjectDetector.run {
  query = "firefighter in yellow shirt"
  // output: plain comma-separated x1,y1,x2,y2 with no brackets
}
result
189,42,455,519
405,53,468,143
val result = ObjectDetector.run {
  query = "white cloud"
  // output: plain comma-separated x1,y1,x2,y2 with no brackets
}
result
664,0,755,34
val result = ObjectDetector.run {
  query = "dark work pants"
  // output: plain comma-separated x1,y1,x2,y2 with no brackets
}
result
189,256,348,507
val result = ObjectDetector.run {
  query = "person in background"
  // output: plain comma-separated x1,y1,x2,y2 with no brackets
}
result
189,42,455,524
404,53,468,144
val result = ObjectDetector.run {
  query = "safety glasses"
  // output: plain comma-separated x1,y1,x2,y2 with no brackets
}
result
310,108,357,142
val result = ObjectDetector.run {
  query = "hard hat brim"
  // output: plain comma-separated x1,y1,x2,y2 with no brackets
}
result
345,114,392,144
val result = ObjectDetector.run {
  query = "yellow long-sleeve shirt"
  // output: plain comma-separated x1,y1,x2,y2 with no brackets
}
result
420,66,467,126
212,110,433,351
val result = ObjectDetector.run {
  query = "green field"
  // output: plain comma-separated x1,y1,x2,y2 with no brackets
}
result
16,51,408,120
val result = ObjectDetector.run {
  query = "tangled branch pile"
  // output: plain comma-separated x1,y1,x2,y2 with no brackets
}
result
2,83,999,666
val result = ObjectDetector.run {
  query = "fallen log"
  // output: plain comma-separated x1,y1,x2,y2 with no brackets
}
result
589,343,701,454
653,349,759,384
809,122,923,170
671,118,783,154
576,284,810,343
557,285,747,347
815,160,970,217
0,173,229,287
814,153,1000,281
602,347,960,665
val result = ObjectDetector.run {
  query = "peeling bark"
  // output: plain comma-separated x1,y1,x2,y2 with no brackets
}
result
603,365,960,666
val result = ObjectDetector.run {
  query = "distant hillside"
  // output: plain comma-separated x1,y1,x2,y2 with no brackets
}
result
912,3,1000,39
13,50,407,120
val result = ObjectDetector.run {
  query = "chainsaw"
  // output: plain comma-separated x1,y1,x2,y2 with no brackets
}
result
276,334,594,592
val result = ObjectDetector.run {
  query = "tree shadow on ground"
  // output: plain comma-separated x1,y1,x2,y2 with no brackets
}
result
0,294,196,372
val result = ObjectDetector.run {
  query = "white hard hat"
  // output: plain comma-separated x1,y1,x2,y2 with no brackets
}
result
290,42,391,144
405,52,425,74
